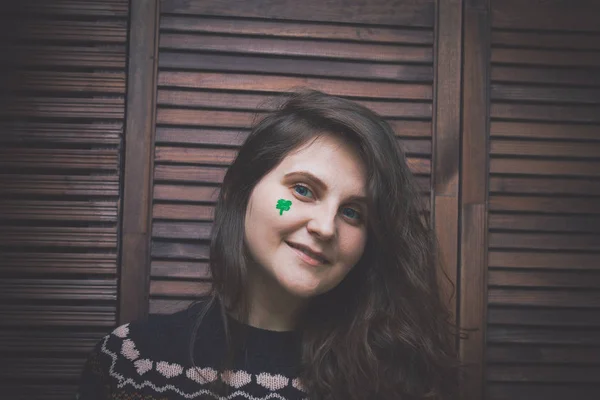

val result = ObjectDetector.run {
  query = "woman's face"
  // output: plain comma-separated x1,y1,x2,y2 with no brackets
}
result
244,134,368,300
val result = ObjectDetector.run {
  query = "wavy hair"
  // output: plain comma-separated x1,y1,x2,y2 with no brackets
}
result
188,89,460,399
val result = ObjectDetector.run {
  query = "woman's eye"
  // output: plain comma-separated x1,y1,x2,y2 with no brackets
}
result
342,207,362,221
293,184,314,198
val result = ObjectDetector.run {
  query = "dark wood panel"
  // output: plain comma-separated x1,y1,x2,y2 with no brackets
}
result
0,279,117,301
156,108,257,128
157,72,432,100
488,269,600,289
152,204,214,221
4,384,78,400
0,121,122,145
489,176,600,196
6,97,125,119
488,251,600,271
489,213,600,233
155,127,248,146
490,159,600,178
0,148,119,171
492,48,600,67
160,15,434,44
154,165,226,183
489,196,600,214
489,232,600,251
490,139,600,158
492,0,600,32
152,221,212,240
492,30,600,51
0,357,85,380
151,261,211,279
21,0,129,17
149,299,196,314
488,383,600,400
153,184,220,202
154,146,237,166
488,344,600,363
17,19,127,43
491,103,600,123
149,280,212,297
7,45,127,69
160,33,433,63
159,52,433,82
0,226,117,248
490,121,600,141
0,200,117,222
0,330,105,353
487,365,600,383
0,174,119,197
14,71,126,94
488,288,600,308
0,252,117,275
491,65,600,87
488,307,600,327
491,84,600,105
160,0,435,27
151,241,210,260
0,304,116,327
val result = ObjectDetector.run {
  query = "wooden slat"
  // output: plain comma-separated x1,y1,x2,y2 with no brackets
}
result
488,269,600,289
488,307,600,327
489,176,600,196
0,252,117,275
0,279,117,301
0,121,122,145
0,331,106,353
154,165,226,183
490,159,600,178
488,251,600,271
151,261,211,279
490,139,600,158
491,84,600,105
488,326,600,346
152,221,212,240
149,299,196,314
489,213,600,233
0,357,86,380
151,241,210,260
160,33,433,63
149,280,212,297
489,196,600,214
487,365,600,383
492,48,600,67
6,97,125,119
14,71,126,94
491,103,600,124
153,204,214,221
0,304,116,327
0,174,120,197
488,288,600,308
159,0,435,27
21,0,129,17
0,148,119,171
490,121,600,141
18,19,127,43
158,72,432,100
155,127,248,146
159,52,433,82
156,108,256,128
491,65,600,87
154,146,237,166
4,384,78,400
160,15,434,44
0,200,117,222
8,45,127,69
153,184,220,202
488,344,600,363
489,232,600,251
0,226,117,248
492,30,600,51
488,383,600,400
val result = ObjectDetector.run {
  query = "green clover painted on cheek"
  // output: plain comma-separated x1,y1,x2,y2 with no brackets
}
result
276,199,292,215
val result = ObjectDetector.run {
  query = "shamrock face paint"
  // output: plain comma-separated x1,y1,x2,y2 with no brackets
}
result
276,198,292,215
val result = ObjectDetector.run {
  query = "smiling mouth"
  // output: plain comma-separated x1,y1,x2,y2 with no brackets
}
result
286,242,330,266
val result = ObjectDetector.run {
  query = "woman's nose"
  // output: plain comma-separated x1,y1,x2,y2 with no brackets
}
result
306,205,337,239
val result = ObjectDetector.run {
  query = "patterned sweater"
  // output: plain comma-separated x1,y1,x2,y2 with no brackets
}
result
77,299,307,400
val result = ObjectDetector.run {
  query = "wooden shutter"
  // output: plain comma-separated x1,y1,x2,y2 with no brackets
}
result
148,0,437,314
486,1,600,398
0,1,128,398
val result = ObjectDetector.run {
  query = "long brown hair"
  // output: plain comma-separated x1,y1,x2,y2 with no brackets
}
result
189,89,460,399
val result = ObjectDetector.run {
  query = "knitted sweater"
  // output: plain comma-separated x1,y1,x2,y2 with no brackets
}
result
77,299,307,400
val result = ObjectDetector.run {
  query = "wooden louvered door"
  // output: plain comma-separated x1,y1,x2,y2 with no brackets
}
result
485,0,600,399
147,0,438,315
0,1,128,398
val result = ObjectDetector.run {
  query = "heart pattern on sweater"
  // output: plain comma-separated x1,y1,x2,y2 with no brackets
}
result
156,361,184,378
186,367,218,384
221,370,252,388
256,372,289,391
112,324,130,338
121,339,140,361
134,359,153,375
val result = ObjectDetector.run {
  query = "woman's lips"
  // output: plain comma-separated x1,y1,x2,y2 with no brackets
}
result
287,242,328,266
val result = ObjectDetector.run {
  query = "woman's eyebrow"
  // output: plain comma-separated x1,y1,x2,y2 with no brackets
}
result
283,171,367,205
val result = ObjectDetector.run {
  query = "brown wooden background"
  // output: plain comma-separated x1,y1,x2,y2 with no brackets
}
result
0,0,599,399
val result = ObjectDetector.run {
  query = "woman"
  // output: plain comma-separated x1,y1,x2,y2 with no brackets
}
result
78,89,459,400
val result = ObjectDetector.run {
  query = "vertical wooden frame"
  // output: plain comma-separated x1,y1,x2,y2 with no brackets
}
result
119,0,160,324
432,0,463,329
459,0,490,399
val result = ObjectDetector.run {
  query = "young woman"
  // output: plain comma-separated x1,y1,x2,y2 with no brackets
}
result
78,89,460,400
